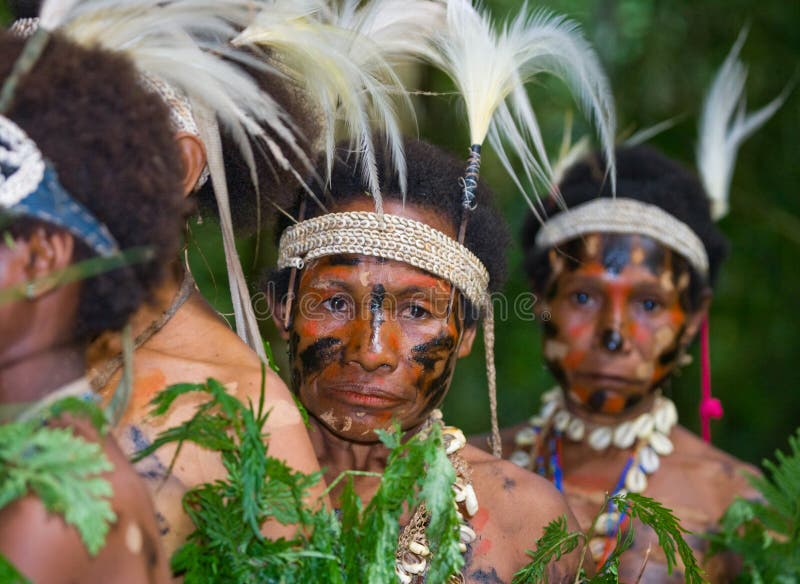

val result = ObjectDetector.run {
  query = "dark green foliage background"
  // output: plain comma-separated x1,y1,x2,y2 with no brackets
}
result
425,0,800,466
3,0,797,466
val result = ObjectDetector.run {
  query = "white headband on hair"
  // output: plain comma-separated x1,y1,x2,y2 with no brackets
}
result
535,198,710,276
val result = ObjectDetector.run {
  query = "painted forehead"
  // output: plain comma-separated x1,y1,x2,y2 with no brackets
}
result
301,253,452,292
551,233,691,278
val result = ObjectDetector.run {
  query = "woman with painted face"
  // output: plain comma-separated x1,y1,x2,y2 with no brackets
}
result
0,30,185,582
504,146,755,582
475,35,785,582
265,138,582,583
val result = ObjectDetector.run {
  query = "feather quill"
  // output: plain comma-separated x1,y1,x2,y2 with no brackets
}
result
697,29,790,220
422,0,616,212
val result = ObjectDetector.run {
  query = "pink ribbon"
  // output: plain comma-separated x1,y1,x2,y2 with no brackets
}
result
700,317,724,442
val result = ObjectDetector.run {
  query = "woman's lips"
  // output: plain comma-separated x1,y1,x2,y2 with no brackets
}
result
575,372,639,388
324,384,408,409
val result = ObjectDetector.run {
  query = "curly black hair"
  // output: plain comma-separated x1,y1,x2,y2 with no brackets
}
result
265,137,510,324
1,31,186,339
194,56,320,236
522,145,729,309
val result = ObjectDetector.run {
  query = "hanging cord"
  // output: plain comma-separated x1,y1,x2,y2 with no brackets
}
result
455,144,501,457
483,303,502,458
90,271,195,391
699,317,723,443
103,324,134,426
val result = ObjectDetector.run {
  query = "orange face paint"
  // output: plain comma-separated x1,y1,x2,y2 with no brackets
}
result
540,233,699,414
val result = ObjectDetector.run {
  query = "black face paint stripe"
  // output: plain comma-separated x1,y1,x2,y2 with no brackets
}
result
411,333,456,371
369,284,385,316
328,254,361,266
602,240,631,276
299,336,344,375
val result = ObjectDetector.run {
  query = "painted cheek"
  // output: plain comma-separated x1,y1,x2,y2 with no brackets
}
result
298,336,344,378
562,349,586,370
629,321,652,346
651,363,669,383
565,320,593,340
298,318,321,339
666,304,687,326
635,362,655,381
653,326,677,355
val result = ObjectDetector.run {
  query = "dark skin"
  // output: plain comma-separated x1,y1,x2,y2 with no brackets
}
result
540,234,698,417
273,197,582,584
474,233,756,583
87,135,326,554
0,228,170,584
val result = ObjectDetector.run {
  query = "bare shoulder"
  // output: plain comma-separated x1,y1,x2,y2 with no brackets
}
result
1,493,93,582
0,421,170,584
668,425,760,495
460,445,581,583
464,444,572,525
467,422,529,458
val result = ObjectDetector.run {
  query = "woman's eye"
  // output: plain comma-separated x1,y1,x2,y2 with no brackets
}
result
404,304,430,319
641,298,660,312
573,291,591,305
323,295,350,313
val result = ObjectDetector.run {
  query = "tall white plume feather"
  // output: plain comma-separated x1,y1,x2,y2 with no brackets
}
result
38,0,81,30
319,0,446,201
697,29,789,220
236,0,444,210
423,0,616,213
40,0,319,361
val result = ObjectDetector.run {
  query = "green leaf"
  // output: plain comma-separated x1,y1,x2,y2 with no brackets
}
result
141,378,464,582
706,427,800,582
0,554,30,584
0,400,116,556
512,514,584,584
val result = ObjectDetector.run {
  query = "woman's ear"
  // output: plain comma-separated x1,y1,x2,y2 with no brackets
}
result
175,132,207,197
268,290,291,341
23,227,75,298
27,227,74,278
457,324,478,358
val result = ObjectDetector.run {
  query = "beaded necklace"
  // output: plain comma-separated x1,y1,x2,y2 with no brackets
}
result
395,409,477,584
509,388,678,566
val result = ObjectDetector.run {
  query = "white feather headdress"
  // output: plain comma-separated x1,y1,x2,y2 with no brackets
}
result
421,0,616,219
235,0,446,212
31,0,322,361
697,29,790,220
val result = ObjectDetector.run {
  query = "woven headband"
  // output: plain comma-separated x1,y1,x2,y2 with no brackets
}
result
0,115,119,256
277,211,491,307
535,198,709,276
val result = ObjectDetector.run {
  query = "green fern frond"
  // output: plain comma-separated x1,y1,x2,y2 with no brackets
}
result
0,400,115,556
706,427,800,582
144,379,463,583
513,493,705,584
